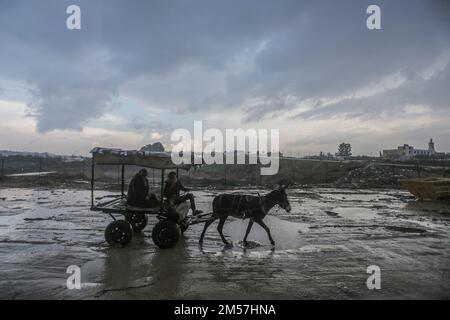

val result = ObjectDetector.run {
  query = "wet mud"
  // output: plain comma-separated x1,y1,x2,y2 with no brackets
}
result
0,187,449,299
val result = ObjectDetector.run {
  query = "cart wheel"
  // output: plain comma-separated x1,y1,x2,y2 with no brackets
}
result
105,220,133,247
152,220,181,249
125,212,148,232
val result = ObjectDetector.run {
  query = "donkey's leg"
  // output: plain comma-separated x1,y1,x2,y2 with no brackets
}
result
243,217,254,245
199,217,217,243
217,215,229,245
255,218,275,245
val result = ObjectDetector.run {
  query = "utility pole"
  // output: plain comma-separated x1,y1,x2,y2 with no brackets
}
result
38,157,42,188
82,159,85,177
224,162,227,185
442,159,447,178
416,160,422,178
1,157,4,177
292,164,296,183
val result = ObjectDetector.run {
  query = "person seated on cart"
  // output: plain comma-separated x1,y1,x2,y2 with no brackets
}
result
127,169,159,208
164,171,202,216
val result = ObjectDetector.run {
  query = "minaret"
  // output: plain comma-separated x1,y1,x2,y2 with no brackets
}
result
428,138,435,154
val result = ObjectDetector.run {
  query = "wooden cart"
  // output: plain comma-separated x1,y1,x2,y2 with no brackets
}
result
90,147,213,248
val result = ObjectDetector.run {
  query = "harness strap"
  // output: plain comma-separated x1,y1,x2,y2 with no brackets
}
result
217,194,267,218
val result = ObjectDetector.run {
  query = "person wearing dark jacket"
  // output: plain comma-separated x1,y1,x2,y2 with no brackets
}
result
127,169,158,207
164,171,202,215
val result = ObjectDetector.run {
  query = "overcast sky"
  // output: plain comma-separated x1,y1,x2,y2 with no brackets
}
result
0,0,449,156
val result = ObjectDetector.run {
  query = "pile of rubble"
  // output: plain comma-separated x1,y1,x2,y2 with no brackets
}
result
333,162,420,189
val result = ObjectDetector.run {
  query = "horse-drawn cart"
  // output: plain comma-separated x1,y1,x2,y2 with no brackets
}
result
90,147,212,249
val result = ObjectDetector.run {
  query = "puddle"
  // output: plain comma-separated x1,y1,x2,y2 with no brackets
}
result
5,171,57,177
0,186,449,299
332,207,379,221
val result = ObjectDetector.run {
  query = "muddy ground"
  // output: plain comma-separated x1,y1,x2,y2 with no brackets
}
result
0,186,449,299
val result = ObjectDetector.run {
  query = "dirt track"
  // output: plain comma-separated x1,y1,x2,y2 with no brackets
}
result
0,187,449,299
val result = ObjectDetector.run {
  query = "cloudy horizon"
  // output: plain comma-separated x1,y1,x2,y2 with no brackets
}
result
1,0,449,157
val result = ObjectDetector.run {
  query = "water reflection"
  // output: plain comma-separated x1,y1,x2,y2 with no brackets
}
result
147,237,190,298
101,234,189,298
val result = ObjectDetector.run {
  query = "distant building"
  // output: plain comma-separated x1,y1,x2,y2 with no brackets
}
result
383,139,443,160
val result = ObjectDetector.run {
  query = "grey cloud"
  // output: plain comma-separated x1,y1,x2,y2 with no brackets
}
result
242,96,294,123
238,0,450,122
293,62,450,121
0,0,449,133
129,118,175,135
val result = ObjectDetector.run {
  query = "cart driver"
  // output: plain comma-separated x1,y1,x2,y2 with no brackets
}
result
127,169,159,208
164,171,202,216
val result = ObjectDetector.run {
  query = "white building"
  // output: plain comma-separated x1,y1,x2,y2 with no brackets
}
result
383,139,439,160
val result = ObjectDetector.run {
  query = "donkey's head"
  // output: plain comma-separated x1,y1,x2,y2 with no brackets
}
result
267,182,291,213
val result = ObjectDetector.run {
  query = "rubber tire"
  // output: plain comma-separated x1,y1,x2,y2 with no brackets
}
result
125,212,148,232
105,220,133,247
152,220,181,249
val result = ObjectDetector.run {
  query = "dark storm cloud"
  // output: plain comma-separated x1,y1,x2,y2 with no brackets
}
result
293,62,450,120
0,0,449,132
